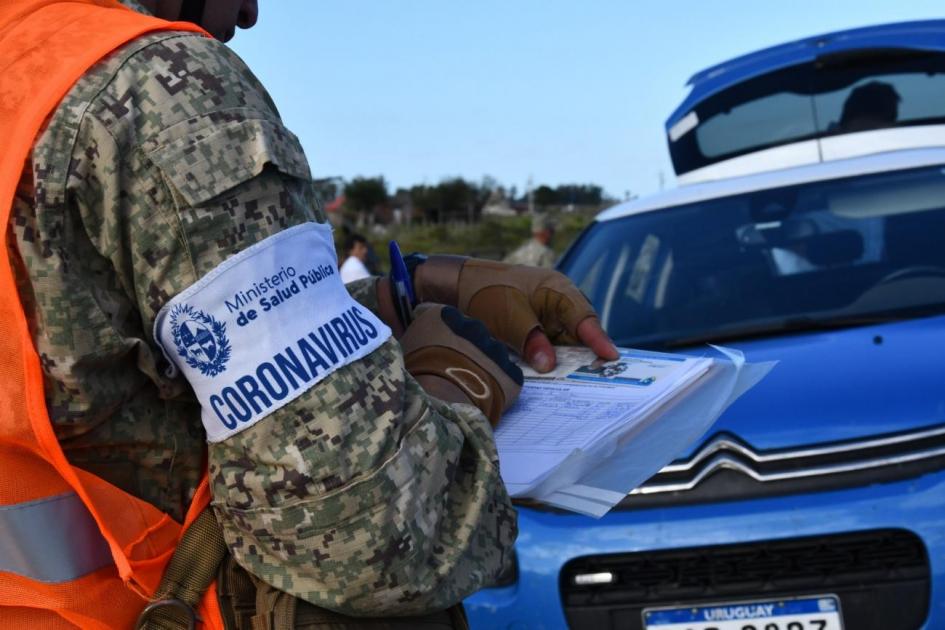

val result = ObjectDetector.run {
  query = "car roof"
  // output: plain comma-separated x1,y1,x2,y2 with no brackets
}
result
666,19,945,133
596,147,945,223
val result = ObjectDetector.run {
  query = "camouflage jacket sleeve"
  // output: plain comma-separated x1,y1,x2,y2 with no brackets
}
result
344,277,382,315
40,32,515,615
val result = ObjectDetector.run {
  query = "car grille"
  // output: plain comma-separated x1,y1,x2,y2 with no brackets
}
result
560,529,929,630
616,423,945,509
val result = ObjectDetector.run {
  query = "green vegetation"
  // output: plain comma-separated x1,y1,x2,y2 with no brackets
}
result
345,211,597,273
325,174,613,270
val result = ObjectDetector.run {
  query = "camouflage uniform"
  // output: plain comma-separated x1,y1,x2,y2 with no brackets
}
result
504,238,556,268
11,0,515,618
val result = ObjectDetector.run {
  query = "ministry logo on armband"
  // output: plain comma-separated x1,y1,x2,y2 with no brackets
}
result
170,304,232,377
154,222,391,443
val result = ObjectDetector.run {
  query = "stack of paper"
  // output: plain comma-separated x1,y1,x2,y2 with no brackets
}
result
495,347,713,500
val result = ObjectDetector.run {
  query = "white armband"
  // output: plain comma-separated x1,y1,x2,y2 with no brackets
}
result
154,222,391,442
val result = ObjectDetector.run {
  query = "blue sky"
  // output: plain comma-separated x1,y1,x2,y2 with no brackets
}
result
232,1,944,199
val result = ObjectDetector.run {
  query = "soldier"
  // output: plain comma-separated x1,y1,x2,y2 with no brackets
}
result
2,0,617,627
505,214,557,268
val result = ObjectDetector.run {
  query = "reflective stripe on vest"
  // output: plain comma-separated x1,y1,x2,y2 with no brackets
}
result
0,492,111,583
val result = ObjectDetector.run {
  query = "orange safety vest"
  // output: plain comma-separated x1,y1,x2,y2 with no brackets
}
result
0,1,223,628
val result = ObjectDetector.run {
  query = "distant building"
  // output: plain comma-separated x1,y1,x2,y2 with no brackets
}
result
482,187,517,217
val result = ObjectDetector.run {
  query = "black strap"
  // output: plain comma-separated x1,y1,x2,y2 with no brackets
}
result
177,0,207,25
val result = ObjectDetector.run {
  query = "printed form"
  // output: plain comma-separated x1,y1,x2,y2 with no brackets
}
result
495,347,712,496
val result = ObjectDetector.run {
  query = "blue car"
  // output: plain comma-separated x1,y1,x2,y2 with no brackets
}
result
467,21,945,630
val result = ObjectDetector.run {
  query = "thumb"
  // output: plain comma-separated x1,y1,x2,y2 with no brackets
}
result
523,328,556,373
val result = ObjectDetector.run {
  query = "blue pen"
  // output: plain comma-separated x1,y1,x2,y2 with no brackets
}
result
388,240,416,328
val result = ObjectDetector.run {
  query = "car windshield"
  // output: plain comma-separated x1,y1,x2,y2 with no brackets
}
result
670,50,945,175
559,164,945,349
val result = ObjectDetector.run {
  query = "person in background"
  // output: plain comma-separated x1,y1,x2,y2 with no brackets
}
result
837,80,901,133
340,232,372,283
505,213,556,268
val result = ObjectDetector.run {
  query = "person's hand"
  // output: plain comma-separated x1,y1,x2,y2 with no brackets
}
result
414,256,618,372
400,304,523,426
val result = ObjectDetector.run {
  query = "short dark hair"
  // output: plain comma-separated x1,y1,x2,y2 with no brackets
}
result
839,81,901,131
344,233,367,254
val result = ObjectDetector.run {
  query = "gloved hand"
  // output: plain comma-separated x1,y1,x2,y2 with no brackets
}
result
413,256,618,372
400,304,523,426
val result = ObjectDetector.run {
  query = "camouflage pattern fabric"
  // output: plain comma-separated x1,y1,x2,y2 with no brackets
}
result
10,0,515,616
344,275,381,315
503,238,556,268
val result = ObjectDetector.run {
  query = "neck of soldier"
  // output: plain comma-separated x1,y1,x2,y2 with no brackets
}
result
134,0,183,19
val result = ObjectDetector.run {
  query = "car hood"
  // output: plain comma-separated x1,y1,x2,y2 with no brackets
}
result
677,313,945,455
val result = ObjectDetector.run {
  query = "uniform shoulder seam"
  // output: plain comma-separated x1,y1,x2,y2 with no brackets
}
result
78,32,210,127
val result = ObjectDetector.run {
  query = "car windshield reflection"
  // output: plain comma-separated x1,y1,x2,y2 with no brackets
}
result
560,164,945,349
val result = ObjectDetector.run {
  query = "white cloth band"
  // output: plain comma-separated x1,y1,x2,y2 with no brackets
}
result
154,222,391,442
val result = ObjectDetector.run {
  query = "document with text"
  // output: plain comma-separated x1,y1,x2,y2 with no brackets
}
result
495,347,712,498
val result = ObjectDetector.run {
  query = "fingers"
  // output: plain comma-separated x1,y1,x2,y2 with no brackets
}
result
523,318,617,373
400,304,523,425
439,306,523,385
576,316,619,361
523,328,556,373
465,286,542,356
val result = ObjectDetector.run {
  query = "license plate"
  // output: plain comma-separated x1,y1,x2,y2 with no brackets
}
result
643,595,843,630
